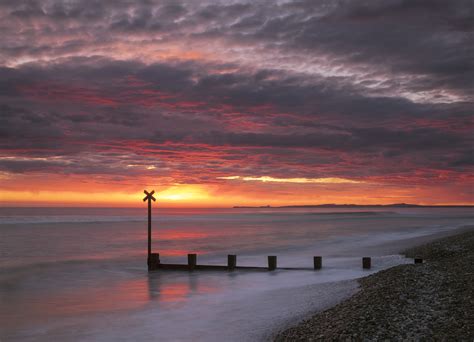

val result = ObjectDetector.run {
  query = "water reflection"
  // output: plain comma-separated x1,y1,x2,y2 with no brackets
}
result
1,269,221,336
159,231,211,240
147,272,218,303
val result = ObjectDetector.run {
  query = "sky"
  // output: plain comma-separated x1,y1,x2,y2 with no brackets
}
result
0,0,473,207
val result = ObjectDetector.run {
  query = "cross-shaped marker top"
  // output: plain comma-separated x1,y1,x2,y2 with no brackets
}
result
143,190,156,202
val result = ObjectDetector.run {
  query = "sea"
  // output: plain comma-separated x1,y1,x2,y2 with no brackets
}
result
1,207,473,341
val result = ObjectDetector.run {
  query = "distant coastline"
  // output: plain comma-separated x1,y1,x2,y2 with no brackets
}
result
233,203,474,208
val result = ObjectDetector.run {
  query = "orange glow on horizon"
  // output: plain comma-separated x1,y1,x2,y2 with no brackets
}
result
1,180,472,207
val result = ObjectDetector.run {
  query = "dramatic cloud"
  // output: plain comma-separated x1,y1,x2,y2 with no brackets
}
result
0,0,472,206
217,176,363,184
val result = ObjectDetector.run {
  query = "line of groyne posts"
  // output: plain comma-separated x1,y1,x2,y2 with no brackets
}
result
143,190,424,272
147,253,424,271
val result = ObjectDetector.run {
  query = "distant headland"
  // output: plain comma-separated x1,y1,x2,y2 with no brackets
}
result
233,203,473,208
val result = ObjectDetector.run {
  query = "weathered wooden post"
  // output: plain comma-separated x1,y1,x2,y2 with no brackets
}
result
228,255,237,270
268,256,277,270
414,257,423,264
362,257,371,269
149,253,160,270
188,253,197,270
143,190,156,271
314,256,322,270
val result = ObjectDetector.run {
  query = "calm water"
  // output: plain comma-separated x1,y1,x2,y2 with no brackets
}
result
1,207,473,341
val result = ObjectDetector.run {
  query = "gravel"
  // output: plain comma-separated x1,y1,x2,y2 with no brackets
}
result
274,229,474,341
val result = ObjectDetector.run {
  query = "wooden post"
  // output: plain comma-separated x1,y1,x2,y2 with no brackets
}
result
268,256,277,270
148,198,151,256
143,190,156,267
414,258,423,264
228,255,237,270
188,253,197,270
148,253,160,271
314,256,322,270
362,257,371,269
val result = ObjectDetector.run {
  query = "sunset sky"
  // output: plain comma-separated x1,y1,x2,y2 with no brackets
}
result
0,0,473,207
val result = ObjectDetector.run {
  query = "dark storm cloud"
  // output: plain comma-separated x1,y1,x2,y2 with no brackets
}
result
0,0,472,184
1,0,472,99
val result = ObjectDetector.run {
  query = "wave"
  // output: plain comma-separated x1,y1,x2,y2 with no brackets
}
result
0,256,142,282
0,211,393,224
0,215,147,225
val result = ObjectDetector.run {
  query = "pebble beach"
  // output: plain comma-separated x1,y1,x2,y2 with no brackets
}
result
275,228,474,341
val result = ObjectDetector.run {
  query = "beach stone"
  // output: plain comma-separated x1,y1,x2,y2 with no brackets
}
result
274,229,474,341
